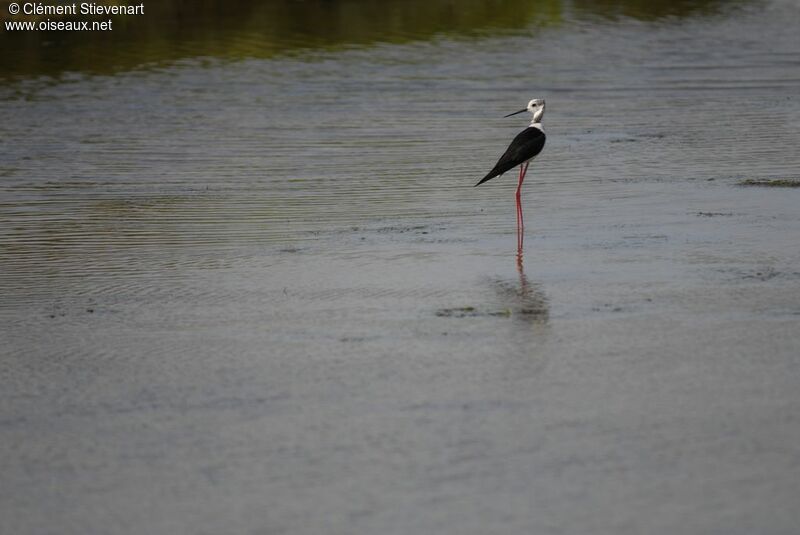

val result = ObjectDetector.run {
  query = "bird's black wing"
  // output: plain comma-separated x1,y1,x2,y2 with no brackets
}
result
475,127,546,186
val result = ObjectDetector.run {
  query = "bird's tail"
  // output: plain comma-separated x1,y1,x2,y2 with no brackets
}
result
474,169,499,187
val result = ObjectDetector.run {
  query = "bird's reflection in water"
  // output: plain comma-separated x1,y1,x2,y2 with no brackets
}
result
490,244,549,324
438,244,548,322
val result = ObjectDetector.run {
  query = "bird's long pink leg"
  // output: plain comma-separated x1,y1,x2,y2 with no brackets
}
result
515,162,530,250
516,166,523,250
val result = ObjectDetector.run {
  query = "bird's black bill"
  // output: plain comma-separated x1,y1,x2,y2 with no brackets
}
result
504,108,528,118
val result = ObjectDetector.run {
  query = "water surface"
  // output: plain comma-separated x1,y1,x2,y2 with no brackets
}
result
2,1,800,534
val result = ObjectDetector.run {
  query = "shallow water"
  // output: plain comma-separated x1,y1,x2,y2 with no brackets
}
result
2,1,800,534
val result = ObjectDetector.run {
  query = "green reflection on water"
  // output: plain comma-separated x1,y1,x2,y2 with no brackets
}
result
0,0,730,80
1,0,561,79
571,0,734,20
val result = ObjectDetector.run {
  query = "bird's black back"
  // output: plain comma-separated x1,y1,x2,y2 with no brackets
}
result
475,127,546,186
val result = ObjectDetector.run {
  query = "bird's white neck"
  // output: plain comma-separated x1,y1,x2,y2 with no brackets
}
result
530,105,545,127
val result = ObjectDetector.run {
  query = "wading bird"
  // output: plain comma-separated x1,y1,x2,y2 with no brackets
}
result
476,98,546,249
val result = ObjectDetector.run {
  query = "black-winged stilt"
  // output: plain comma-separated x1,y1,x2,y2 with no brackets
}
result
476,98,546,249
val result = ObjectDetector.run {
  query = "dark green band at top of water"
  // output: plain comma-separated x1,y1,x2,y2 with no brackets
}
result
0,0,734,81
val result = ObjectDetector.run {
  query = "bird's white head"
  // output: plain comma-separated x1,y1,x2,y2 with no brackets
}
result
505,98,545,127
527,98,545,123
